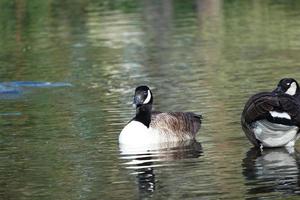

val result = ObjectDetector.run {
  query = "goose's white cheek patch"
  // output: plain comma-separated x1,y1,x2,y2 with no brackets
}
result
143,90,151,104
286,82,297,96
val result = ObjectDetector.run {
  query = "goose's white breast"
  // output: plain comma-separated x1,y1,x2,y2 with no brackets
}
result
119,120,184,146
119,121,160,145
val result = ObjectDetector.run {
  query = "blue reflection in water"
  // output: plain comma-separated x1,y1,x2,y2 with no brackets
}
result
7,81,72,88
0,81,72,99
0,112,22,116
0,84,21,94
0,81,72,117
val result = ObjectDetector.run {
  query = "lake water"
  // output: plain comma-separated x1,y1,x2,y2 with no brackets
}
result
1,0,300,199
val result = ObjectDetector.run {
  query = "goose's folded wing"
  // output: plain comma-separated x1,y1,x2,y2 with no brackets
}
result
150,112,202,137
242,92,280,123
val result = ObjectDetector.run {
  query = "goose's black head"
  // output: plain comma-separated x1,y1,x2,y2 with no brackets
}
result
133,85,153,107
273,78,299,96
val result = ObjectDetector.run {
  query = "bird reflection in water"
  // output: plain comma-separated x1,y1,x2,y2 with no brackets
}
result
119,140,203,198
243,147,300,198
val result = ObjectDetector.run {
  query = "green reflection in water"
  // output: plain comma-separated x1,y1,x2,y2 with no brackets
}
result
1,0,300,199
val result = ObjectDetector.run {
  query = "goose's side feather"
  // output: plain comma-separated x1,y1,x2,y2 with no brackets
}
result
150,112,201,141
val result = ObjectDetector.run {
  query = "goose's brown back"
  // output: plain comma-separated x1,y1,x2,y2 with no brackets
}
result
150,111,202,140
242,92,300,125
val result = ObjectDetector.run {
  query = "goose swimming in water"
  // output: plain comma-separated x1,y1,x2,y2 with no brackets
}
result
119,86,202,145
241,78,300,148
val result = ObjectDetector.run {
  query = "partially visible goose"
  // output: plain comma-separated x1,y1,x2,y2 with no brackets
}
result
119,86,202,145
241,78,300,148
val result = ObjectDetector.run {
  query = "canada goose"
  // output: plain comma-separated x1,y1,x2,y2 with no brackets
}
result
241,78,300,148
119,86,202,145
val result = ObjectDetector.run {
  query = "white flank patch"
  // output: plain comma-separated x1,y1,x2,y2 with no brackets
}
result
253,120,298,147
269,111,291,120
286,82,297,96
143,90,151,104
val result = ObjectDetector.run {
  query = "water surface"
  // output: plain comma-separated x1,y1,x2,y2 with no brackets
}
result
1,0,300,199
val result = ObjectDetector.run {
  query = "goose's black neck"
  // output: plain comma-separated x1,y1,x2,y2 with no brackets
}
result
134,104,152,128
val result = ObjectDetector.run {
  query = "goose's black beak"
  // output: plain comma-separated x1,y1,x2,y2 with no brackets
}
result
274,86,284,95
133,94,143,107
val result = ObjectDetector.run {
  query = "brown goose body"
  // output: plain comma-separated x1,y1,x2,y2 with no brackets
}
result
150,111,202,141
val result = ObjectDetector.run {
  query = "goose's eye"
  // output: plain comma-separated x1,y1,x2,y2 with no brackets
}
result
287,82,291,86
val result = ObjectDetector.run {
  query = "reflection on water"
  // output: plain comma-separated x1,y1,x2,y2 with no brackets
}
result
0,81,72,100
243,148,300,199
120,140,203,198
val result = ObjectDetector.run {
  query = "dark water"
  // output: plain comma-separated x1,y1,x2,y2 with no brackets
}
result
1,0,300,199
